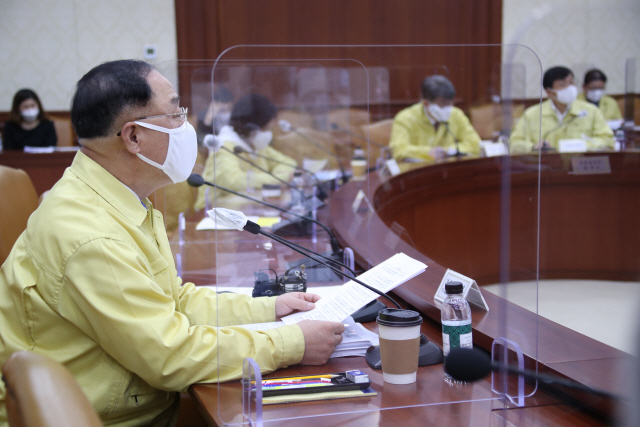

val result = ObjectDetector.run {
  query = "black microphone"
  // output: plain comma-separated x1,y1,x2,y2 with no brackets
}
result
278,120,348,184
444,347,620,400
187,174,340,253
219,145,305,198
441,122,467,158
211,207,401,309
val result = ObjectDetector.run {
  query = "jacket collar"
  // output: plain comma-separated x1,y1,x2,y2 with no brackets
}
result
69,151,149,226
542,99,588,119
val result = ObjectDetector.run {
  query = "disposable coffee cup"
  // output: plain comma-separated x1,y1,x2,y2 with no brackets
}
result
261,184,282,204
376,308,423,384
351,159,367,181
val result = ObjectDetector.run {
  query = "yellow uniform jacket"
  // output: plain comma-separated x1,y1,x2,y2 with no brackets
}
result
577,93,623,121
389,102,481,161
509,99,614,154
0,151,304,426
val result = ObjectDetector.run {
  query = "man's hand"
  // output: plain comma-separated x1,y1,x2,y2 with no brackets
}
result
429,146,447,161
533,140,553,150
275,292,320,320
298,320,345,365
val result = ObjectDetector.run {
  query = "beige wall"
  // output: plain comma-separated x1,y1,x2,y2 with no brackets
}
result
0,0,177,111
502,0,640,99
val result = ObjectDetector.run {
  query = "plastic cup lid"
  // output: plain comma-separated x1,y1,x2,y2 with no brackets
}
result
376,308,423,327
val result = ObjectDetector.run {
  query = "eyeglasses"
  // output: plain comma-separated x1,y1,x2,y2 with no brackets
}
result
117,107,188,136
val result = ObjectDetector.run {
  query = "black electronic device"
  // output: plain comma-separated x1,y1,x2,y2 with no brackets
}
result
252,268,307,298
365,334,444,369
351,300,387,323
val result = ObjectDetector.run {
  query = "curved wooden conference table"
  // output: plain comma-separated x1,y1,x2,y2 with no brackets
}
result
188,152,639,427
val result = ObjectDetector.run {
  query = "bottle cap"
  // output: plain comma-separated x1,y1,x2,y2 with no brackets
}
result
445,282,464,294
376,308,423,327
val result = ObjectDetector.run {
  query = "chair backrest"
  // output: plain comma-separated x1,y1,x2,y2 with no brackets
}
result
51,118,74,147
2,351,103,427
0,166,38,264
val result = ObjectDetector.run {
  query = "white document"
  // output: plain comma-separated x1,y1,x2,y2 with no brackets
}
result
196,215,260,230
237,317,379,358
281,253,427,324
480,141,507,157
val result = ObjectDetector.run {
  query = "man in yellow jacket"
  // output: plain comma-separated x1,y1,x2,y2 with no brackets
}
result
0,60,344,427
195,94,298,211
389,75,481,162
509,66,614,154
578,68,623,122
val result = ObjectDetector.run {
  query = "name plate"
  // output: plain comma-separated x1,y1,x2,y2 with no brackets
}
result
385,159,401,176
571,155,611,175
351,189,374,214
434,269,489,311
480,142,507,157
559,139,587,153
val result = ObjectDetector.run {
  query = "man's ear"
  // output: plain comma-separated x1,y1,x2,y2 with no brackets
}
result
120,122,141,154
544,88,555,100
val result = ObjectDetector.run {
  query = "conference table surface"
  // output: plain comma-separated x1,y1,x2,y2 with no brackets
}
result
185,152,637,426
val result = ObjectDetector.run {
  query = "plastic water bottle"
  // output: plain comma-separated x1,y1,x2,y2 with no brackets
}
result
615,129,626,152
441,281,472,383
291,171,305,212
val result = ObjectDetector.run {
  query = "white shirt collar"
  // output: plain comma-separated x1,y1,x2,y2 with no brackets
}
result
550,100,570,122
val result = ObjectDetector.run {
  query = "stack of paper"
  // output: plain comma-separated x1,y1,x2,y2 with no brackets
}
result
237,317,378,359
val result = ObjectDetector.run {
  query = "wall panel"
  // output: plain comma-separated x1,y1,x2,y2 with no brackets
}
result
175,0,503,114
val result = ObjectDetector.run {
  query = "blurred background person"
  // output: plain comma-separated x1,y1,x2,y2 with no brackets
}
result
509,66,614,153
195,93,298,210
197,86,234,140
4,88,57,150
578,68,623,121
389,75,480,162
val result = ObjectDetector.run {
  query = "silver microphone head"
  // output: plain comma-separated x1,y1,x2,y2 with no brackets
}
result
278,119,292,133
203,134,223,153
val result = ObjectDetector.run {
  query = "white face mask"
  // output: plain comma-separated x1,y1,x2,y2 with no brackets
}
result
426,104,452,123
586,89,604,103
552,84,578,105
21,107,39,122
251,130,272,151
134,120,198,184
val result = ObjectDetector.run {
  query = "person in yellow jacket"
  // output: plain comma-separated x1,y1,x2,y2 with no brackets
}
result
578,68,623,122
0,60,344,427
510,66,614,154
389,75,481,162
195,93,298,211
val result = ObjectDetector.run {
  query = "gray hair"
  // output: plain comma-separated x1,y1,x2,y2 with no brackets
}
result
421,75,456,101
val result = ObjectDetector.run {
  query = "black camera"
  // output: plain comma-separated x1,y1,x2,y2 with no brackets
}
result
252,267,307,297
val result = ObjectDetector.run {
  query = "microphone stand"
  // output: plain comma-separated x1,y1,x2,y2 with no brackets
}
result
282,124,349,185
219,146,305,199
241,219,401,309
188,175,340,253
442,122,467,158
233,146,327,200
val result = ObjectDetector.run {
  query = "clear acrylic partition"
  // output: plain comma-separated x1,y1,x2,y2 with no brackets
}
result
150,44,543,425
146,3,640,423
624,58,637,128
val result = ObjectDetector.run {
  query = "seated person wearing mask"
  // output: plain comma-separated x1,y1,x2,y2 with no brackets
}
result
510,66,614,153
0,60,344,426
577,68,622,121
195,93,298,210
3,88,57,150
389,75,481,162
